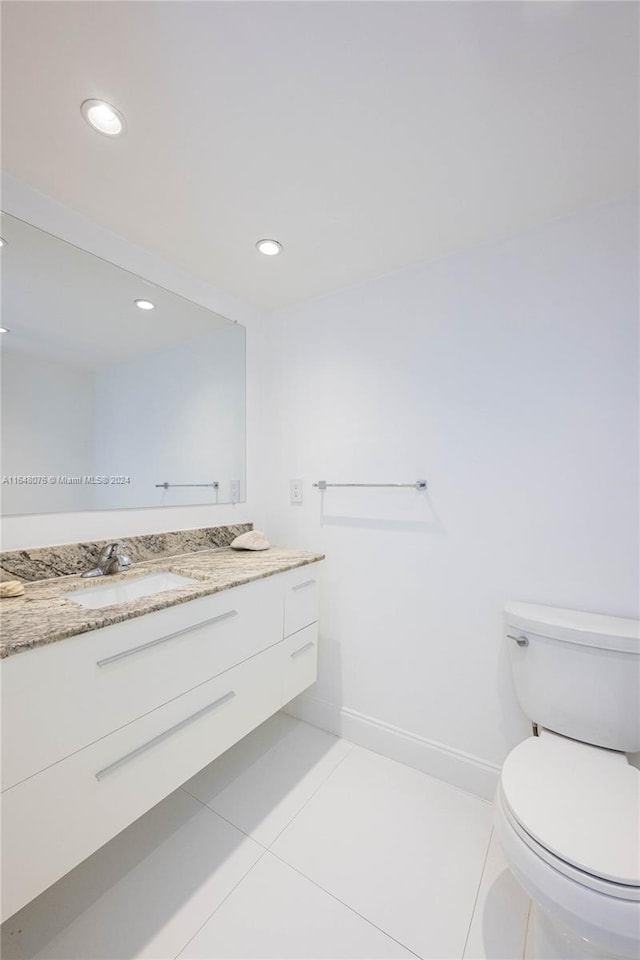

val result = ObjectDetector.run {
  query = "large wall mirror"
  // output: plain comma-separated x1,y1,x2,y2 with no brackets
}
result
0,214,246,515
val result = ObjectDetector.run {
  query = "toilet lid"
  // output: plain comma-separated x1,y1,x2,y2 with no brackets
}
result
501,732,640,887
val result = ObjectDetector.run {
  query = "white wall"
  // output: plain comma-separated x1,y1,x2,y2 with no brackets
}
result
256,197,639,794
92,326,245,508
1,350,95,513
0,176,264,549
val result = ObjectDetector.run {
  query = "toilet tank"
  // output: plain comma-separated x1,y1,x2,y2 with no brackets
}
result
504,602,640,752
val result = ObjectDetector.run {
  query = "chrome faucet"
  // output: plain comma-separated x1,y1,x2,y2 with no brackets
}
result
82,541,132,578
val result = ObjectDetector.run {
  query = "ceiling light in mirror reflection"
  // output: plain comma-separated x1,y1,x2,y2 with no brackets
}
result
256,239,282,256
0,213,232,367
0,213,246,515
81,99,125,137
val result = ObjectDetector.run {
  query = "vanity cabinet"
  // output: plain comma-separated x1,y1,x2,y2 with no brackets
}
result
0,563,321,922
2,576,285,793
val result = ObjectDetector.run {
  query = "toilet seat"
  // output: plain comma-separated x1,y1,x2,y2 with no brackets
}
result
501,731,640,891
495,784,640,960
498,783,640,902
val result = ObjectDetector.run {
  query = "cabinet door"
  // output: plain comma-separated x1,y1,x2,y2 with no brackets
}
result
281,623,318,704
284,569,319,637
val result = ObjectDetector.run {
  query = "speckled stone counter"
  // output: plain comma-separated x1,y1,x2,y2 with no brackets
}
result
0,524,253,582
0,546,324,660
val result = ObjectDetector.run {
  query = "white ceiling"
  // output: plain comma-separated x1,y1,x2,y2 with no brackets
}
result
1,1,637,312
0,213,231,367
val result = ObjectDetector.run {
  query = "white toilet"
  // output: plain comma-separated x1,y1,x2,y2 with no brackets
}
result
495,602,640,960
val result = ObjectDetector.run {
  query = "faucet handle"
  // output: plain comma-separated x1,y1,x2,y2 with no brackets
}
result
98,541,121,563
110,540,131,568
82,541,131,578
98,540,131,569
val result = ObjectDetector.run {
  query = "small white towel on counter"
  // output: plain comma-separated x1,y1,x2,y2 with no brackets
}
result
230,530,271,551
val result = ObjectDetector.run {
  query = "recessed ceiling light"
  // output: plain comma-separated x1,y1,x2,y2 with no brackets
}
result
134,299,155,311
0,238,6,247
0,327,10,334
256,239,282,256
81,99,125,137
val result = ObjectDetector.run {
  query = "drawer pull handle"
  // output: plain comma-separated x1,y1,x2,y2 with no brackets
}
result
291,640,315,659
96,610,238,667
292,580,316,592
95,691,236,781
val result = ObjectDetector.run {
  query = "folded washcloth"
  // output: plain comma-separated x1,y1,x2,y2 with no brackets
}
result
230,530,270,551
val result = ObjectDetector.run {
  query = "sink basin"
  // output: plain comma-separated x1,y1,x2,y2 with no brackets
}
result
66,572,199,609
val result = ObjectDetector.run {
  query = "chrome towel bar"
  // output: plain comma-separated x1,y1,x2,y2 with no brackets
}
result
313,480,427,491
156,482,219,490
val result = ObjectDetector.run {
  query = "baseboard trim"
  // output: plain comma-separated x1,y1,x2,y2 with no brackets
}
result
284,693,501,801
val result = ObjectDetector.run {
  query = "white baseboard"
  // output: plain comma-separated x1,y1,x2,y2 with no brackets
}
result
284,693,501,801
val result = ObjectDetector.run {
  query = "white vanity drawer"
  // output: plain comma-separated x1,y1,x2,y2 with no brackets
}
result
281,623,318,704
0,640,284,923
283,568,319,638
1,575,284,791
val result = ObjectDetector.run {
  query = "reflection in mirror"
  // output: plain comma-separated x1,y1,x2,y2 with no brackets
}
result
0,213,246,515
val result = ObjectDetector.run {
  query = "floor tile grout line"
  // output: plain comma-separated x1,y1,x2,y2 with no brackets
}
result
177,715,301,804
170,724,492,959
172,847,270,959
267,847,424,960
521,899,532,960
265,741,356,850
173,738,358,957
180,735,354,852
266,731,491,959
173,741,368,960
342,739,494,808
189,728,488,959
178,786,270,851
460,826,494,960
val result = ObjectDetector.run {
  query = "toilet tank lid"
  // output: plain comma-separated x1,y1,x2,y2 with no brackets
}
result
504,601,639,654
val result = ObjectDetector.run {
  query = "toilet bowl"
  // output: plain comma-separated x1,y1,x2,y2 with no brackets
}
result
498,602,640,960
495,732,640,959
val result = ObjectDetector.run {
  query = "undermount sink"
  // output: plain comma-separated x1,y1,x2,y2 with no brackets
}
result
66,572,199,609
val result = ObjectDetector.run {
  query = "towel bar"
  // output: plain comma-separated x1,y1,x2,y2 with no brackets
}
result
313,480,427,491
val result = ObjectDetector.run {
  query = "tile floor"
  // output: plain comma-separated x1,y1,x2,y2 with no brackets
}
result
0,715,530,960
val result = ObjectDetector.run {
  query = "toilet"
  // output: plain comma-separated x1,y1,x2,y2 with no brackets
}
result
495,602,640,960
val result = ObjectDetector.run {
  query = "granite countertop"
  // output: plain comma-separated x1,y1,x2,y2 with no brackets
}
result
0,546,324,660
